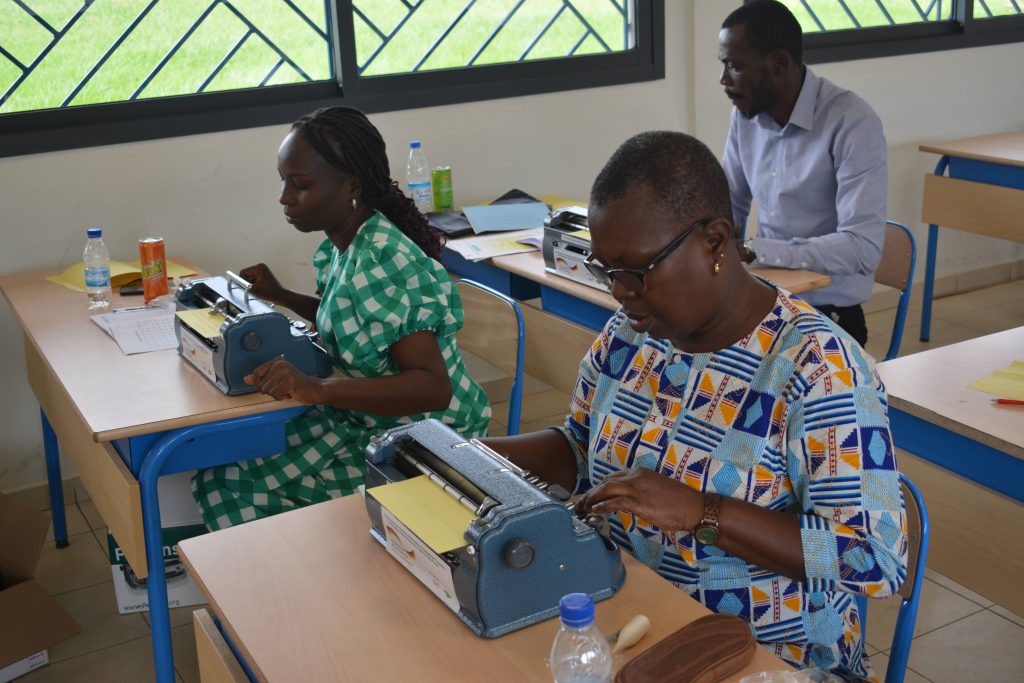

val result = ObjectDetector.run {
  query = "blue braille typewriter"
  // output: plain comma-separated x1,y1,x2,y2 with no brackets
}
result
364,419,626,638
174,272,332,395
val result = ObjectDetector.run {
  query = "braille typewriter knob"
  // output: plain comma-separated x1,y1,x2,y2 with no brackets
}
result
504,539,535,569
242,332,263,351
290,320,308,332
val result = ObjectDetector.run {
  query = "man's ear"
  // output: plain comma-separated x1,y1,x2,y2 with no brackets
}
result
768,49,791,76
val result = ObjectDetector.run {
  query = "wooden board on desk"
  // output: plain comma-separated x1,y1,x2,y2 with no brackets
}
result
876,326,1024,460
179,496,784,683
0,262,303,442
919,133,1024,167
921,174,1024,244
492,251,831,313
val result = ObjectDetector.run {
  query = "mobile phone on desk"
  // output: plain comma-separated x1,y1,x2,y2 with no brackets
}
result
120,281,144,296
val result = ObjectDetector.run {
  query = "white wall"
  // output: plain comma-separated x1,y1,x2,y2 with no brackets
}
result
1,1,1022,491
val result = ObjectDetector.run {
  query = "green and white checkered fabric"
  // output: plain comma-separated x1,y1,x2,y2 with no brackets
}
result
193,212,490,530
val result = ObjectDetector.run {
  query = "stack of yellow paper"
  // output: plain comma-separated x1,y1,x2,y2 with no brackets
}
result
46,260,197,293
968,360,1024,400
175,308,228,340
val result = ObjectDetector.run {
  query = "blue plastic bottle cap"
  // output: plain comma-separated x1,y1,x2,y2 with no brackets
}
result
87,228,102,238
558,593,595,627
409,140,421,148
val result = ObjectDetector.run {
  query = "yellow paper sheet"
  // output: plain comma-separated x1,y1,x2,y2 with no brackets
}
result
969,360,1024,400
368,475,474,554
568,228,591,242
175,308,227,340
46,259,197,293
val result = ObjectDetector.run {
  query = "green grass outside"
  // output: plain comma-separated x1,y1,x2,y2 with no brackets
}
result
1,0,1020,115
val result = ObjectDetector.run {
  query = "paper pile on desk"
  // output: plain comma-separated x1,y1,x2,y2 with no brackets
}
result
969,360,1024,400
46,260,197,293
445,228,543,262
91,306,178,354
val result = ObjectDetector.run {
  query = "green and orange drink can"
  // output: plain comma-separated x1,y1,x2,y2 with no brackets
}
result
431,166,453,212
139,237,168,303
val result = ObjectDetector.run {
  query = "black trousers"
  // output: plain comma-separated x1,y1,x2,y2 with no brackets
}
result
815,304,868,347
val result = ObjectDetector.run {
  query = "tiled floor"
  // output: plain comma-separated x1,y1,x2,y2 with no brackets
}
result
13,279,1024,682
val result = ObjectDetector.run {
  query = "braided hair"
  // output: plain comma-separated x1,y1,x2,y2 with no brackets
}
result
291,106,445,260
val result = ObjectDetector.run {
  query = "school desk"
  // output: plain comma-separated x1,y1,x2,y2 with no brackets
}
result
444,247,832,331
0,265,307,683
875,326,1024,613
177,494,786,682
918,133,1024,341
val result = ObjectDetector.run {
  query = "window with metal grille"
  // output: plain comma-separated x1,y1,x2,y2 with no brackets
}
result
1,0,662,157
761,1,1024,62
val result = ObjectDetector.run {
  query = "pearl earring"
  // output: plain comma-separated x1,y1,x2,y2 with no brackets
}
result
351,198,357,211
714,261,720,275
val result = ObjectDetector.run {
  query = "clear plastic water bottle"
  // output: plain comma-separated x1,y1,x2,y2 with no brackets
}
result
83,227,112,309
549,593,612,683
407,140,433,214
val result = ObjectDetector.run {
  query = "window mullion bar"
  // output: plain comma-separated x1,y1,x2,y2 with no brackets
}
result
61,0,162,108
468,0,529,66
569,29,590,55
412,0,477,72
129,2,222,100
520,6,567,61
0,44,27,72
352,5,387,42
280,0,328,40
198,31,252,92
0,0,95,108
11,0,59,35
222,0,313,80
259,58,285,87
836,1,862,28
798,0,827,32
562,1,612,51
872,0,896,25
356,2,424,75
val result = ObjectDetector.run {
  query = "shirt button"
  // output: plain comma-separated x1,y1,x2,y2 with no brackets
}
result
759,256,766,263
771,170,777,176
774,257,781,264
769,211,776,217
801,261,808,268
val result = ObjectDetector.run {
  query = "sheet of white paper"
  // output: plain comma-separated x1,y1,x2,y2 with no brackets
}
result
445,228,543,262
91,307,178,354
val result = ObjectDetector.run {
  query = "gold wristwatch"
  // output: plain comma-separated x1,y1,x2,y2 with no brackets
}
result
693,492,722,546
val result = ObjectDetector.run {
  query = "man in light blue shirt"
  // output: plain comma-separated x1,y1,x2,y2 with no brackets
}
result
719,1,887,346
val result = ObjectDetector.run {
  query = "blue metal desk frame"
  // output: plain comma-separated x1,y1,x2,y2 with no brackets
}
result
442,248,614,332
919,156,1024,341
42,406,305,683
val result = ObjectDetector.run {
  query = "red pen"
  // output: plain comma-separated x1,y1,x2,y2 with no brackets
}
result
993,398,1024,405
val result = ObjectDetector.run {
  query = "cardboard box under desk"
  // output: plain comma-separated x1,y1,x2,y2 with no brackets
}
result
0,494,81,682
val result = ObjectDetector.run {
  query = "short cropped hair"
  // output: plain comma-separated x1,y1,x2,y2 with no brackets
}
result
722,0,803,64
590,131,732,230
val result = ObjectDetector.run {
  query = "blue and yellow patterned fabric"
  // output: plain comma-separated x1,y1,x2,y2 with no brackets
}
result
559,288,908,681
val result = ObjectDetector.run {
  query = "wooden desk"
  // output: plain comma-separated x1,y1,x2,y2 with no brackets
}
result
179,495,785,682
0,266,307,683
918,133,1024,342
876,327,1024,613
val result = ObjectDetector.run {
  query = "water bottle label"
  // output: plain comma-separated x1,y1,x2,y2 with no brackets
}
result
85,265,111,287
409,181,432,206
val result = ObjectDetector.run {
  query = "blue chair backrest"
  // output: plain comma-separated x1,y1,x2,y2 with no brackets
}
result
454,279,526,436
877,221,917,361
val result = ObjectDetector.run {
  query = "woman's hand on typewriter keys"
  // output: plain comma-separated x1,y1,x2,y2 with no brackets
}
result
239,263,285,302
575,468,703,535
245,356,323,404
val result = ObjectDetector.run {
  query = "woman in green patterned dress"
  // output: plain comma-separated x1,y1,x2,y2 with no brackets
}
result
192,107,490,531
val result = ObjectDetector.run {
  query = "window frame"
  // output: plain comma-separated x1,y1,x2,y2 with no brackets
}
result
785,0,1024,63
0,0,664,159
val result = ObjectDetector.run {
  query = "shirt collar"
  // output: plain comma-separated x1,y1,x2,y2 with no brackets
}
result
755,66,818,133
786,67,818,131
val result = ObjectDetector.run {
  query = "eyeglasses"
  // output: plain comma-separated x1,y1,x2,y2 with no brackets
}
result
584,217,710,294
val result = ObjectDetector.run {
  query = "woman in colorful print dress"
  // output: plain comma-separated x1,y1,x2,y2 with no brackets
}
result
485,132,906,682
193,107,490,531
